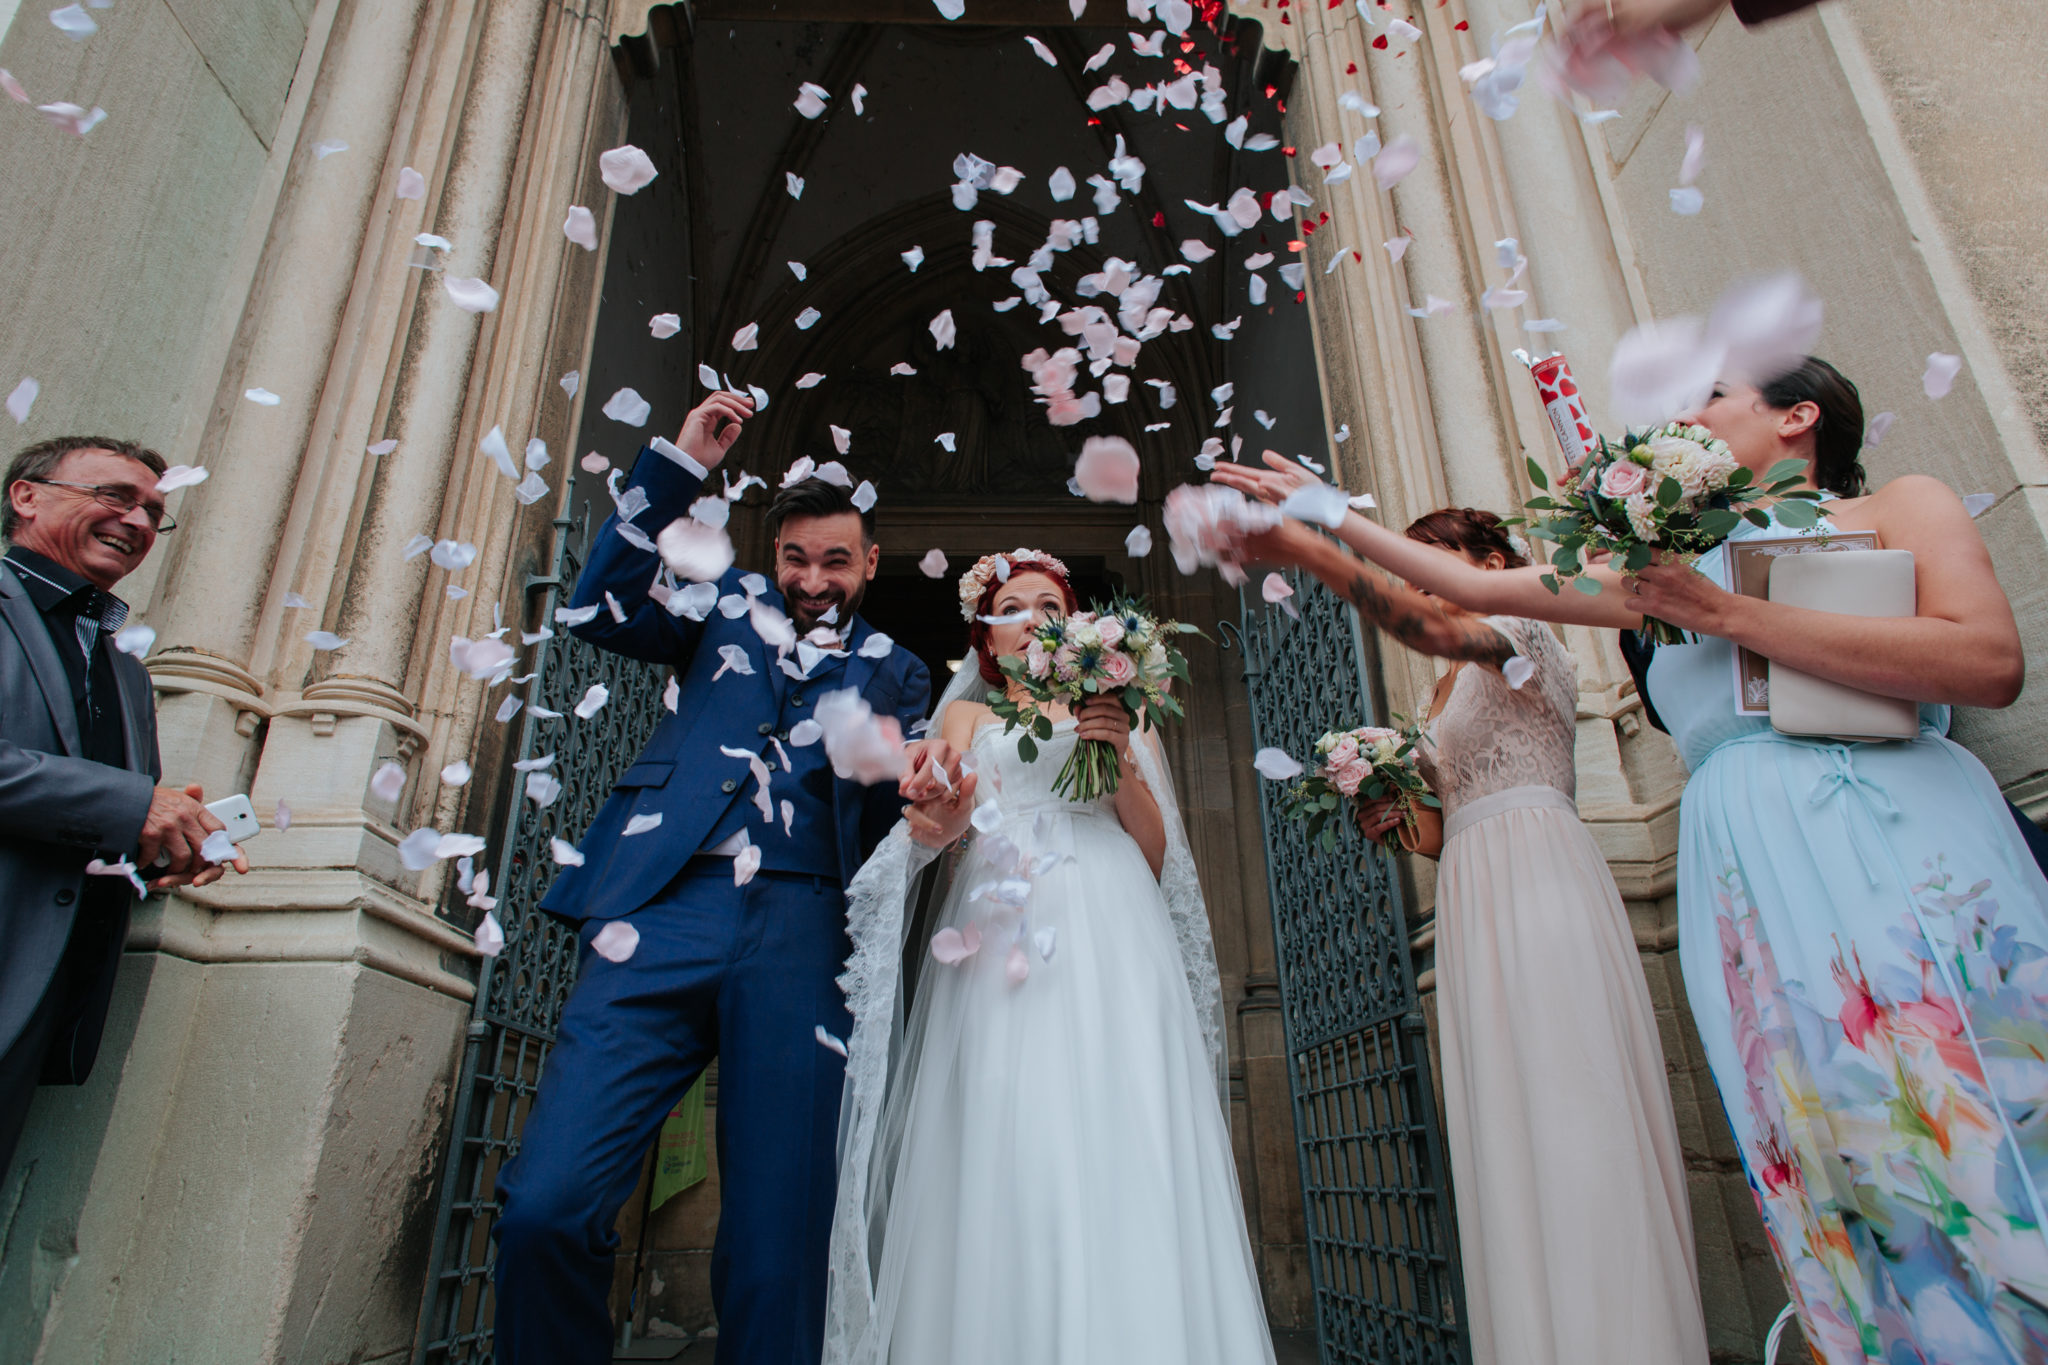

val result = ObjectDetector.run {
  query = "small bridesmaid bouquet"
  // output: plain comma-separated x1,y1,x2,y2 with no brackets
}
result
989,594,1197,803
1282,724,1439,852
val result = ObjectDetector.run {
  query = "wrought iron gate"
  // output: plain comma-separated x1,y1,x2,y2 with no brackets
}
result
1229,571,1467,1365
413,477,670,1364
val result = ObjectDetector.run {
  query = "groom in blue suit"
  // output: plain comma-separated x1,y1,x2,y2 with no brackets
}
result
493,393,967,1365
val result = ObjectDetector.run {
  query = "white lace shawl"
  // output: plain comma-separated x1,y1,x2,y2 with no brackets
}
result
821,652,1226,1365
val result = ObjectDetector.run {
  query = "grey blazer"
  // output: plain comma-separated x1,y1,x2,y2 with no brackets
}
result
0,562,158,1081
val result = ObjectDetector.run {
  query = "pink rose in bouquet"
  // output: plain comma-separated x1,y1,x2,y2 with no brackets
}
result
1101,650,1138,687
1278,721,1440,852
1331,759,1370,797
1598,459,1651,500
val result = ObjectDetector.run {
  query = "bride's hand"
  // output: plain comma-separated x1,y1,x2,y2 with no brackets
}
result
1073,697,1132,762
1209,450,1323,505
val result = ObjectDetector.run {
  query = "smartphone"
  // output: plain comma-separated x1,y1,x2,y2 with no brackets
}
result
206,793,262,844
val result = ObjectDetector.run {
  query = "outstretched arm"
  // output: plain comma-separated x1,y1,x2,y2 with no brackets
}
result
1240,520,1522,665
1211,454,1644,632
567,393,754,666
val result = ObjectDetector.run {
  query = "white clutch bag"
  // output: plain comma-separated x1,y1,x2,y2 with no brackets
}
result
1766,549,1920,743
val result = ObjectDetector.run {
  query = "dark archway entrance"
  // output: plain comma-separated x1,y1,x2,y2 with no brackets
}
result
415,8,1460,1361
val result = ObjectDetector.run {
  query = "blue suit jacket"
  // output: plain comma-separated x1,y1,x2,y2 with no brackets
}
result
540,444,930,923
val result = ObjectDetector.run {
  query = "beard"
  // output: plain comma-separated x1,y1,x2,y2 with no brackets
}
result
781,575,867,636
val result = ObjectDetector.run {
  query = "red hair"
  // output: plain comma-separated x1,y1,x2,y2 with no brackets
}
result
967,558,1079,685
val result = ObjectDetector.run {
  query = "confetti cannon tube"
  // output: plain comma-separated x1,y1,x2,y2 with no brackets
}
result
1526,353,1596,471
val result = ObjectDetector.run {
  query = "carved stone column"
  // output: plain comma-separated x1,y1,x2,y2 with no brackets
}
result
7,4,628,1361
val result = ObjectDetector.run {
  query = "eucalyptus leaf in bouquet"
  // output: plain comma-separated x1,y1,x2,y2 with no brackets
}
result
1514,422,1821,644
988,594,1200,802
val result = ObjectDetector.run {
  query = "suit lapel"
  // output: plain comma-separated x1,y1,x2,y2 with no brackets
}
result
0,567,82,756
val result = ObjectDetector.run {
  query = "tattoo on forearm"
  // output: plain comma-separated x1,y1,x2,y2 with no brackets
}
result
1342,572,1516,665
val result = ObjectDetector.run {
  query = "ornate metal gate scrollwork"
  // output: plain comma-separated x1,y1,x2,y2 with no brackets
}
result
1230,571,1468,1365
413,478,670,1364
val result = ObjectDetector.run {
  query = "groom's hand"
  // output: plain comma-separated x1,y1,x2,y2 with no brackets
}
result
902,739,977,848
675,392,754,472
906,771,978,848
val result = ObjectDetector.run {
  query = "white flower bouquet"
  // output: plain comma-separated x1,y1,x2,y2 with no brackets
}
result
988,594,1197,802
1518,422,1821,644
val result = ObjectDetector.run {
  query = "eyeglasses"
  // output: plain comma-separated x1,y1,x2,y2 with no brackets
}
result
24,478,177,533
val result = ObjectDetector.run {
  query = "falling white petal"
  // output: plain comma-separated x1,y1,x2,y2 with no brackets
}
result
560,370,581,399
1924,352,1963,400
657,517,735,582
786,172,804,199
649,312,681,338
901,245,925,271
1125,525,1153,557
1669,187,1704,216
244,387,282,406
1373,136,1420,190
1253,747,1304,781
1502,656,1536,690
153,464,209,495
1865,412,1897,447
794,81,830,119
472,913,504,957
851,480,878,513
444,276,501,313
370,761,407,804
1278,482,1352,530
929,309,957,349
815,1023,848,1057
441,760,473,787
109,622,154,659
563,205,598,250
599,144,659,195
795,307,822,330
1025,34,1058,65
591,920,641,961
603,387,652,426
479,424,518,478
918,548,949,578
551,837,586,866
732,322,760,352
367,438,398,456
48,5,96,39
1074,435,1140,504
6,378,38,424
396,166,427,200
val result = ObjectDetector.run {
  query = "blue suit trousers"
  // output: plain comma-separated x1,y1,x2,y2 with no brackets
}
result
493,863,853,1365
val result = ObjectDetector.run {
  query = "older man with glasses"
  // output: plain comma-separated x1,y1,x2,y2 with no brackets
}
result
1,435,247,1189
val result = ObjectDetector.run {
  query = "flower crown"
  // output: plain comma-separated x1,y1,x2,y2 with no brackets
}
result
957,548,1071,621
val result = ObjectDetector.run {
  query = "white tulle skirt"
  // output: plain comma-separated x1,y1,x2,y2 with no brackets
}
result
860,798,1275,1365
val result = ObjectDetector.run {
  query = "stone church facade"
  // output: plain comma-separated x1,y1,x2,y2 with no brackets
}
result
0,2,2041,1362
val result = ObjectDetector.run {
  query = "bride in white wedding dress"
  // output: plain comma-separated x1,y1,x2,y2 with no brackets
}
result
823,551,1275,1365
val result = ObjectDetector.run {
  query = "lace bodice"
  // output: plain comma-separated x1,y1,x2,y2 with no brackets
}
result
1414,615,1579,816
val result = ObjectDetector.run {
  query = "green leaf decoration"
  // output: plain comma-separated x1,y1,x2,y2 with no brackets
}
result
1033,714,1054,740
1743,508,1773,528
1017,734,1037,763
1697,508,1741,537
1526,456,1550,491
1657,475,1683,509
1763,458,1808,485
1774,498,1821,529
1624,542,1652,573
1541,572,1561,595
1573,575,1605,596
